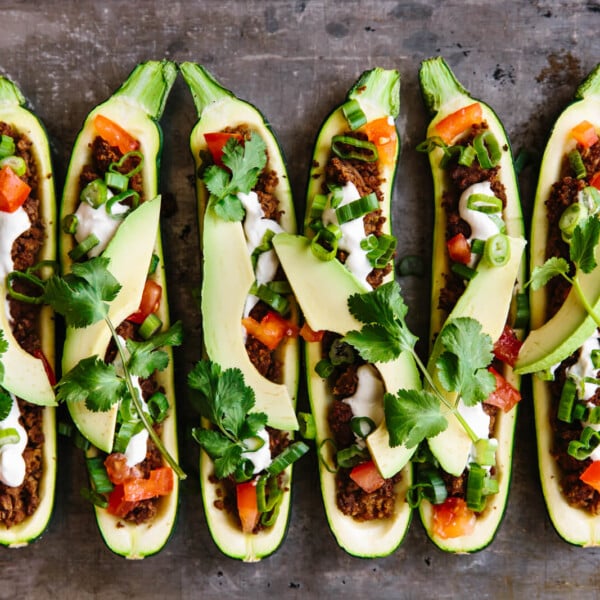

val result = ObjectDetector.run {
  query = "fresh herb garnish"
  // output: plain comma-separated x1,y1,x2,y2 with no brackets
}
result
342,281,496,449
0,330,7,384
203,134,267,222
43,256,185,479
188,360,268,480
530,215,600,327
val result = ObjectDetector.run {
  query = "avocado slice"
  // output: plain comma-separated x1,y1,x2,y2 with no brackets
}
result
181,62,299,562
515,64,600,546
0,75,56,547
419,57,526,552
59,61,179,559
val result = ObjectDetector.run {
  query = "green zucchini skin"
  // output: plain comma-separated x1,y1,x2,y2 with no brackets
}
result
0,75,56,547
418,57,526,552
519,64,600,546
59,60,179,559
300,68,416,558
181,62,300,562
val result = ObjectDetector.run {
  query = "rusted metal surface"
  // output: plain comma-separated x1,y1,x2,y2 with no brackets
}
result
1,1,600,597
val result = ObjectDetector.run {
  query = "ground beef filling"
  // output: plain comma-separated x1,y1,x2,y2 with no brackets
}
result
544,138,600,512
437,122,504,503
0,121,46,528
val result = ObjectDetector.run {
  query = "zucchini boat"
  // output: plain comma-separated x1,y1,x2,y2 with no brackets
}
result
515,64,600,546
181,62,305,562
273,68,421,558
418,57,526,552
58,60,180,559
0,75,56,546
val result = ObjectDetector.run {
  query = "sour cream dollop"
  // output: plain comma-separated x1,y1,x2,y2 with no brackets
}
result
0,394,28,487
458,181,502,242
74,199,129,258
342,364,385,427
241,427,272,474
0,206,30,280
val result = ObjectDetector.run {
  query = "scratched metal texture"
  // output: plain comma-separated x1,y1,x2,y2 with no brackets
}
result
1,1,600,598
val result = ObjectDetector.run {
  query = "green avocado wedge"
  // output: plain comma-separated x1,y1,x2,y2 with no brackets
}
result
279,68,418,558
59,61,179,559
419,57,526,552
181,62,300,562
514,64,600,546
0,75,56,546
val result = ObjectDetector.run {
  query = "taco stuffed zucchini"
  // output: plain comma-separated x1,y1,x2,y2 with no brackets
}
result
181,62,306,562
274,67,420,558
0,75,56,546
54,60,181,559
515,63,600,546
417,57,526,552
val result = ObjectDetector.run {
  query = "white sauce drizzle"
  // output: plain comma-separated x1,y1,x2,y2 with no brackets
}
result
241,427,272,474
342,364,385,427
458,181,502,243
0,394,28,487
74,198,129,258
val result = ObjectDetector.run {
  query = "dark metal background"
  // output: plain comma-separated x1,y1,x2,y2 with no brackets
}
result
2,1,600,598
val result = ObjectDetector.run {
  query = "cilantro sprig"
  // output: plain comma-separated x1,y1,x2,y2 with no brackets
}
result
530,215,600,327
43,257,185,479
342,281,496,449
203,134,267,222
188,360,268,480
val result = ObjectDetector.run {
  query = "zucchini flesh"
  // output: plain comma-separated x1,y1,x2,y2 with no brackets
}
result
181,62,299,562
0,76,56,547
419,57,526,552
60,60,179,559
519,64,600,546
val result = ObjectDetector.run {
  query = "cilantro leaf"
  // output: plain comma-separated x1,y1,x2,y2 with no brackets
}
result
213,195,245,222
56,356,126,412
571,216,600,273
529,257,570,291
0,390,12,421
239,411,269,441
203,165,230,199
435,317,496,407
343,324,404,363
217,367,257,439
0,330,7,355
43,257,121,328
192,428,243,480
384,389,447,448
126,321,183,378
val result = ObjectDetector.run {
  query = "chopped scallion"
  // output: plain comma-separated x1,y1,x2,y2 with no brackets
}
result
0,428,19,447
473,130,502,169
336,445,369,468
0,135,15,158
341,99,367,131
568,149,587,179
148,392,169,424
138,313,163,339
266,441,309,476
467,193,502,214
68,234,99,261
484,233,511,267
331,134,378,162
335,192,379,224
0,155,26,176
62,213,79,235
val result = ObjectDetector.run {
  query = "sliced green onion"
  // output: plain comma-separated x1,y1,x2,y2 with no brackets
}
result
105,170,129,191
109,150,144,178
488,213,507,233
407,468,448,508
513,292,530,330
466,464,488,511
336,445,370,468
106,190,139,219
234,459,255,483
118,394,137,424
342,99,367,131
513,149,532,175
473,130,502,169
331,134,378,162
256,475,282,513
451,262,477,280
318,439,338,473
329,338,355,365
73,429,91,451
573,402,587,422
309,193,328,220
148,253,160,275
592,349,600,370
243,435,266,453
467,193,502,214
315,359,334,378
80,487,108,509
484,233,511,267
113,420,144,454
568,426,600,460
148,392,169,424
298,412,316,440
458,144,477,167
415,136,448,154
62,213,79,234
482,475,499,496
470,238,485,255
0,135,15,158
266,280,292,295
138,313,163,339
587,406,600,425
366,233,397,268
310,228,338,261
0,428,19,447
266,441,309,476
86,456,114,494
397,254,425,277
350,416,376,439
439,145,463,169
0,155,26,176
329,185,344,208
80,179,108,208
58,421,73,438
253,283,289,315
68,234,99,261
336,193,379,225
6,269,45,304
559,202,588,237
360,234,379,251
473,438,497,467
568,149,587,179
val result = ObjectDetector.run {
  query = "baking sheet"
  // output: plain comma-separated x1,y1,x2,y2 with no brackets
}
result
2,1,600,598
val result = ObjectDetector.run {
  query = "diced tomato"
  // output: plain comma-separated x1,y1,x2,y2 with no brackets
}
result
107,484,136,518
122,467,174,502
485,367,521,412
127,279,162,324
493,325,523,367
361,117,398,167
242,311,299,351
299,322,324,343
434,102,483,144
571,120,599,149
0,165,31,213
204,132,244,167
236,480,260,534
580,461,600,492
104,453,141,485
93,114,140,155
432,497,476,539
349,460,385,494
446,233,471,265
32,348,56,386
590,171,600,190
